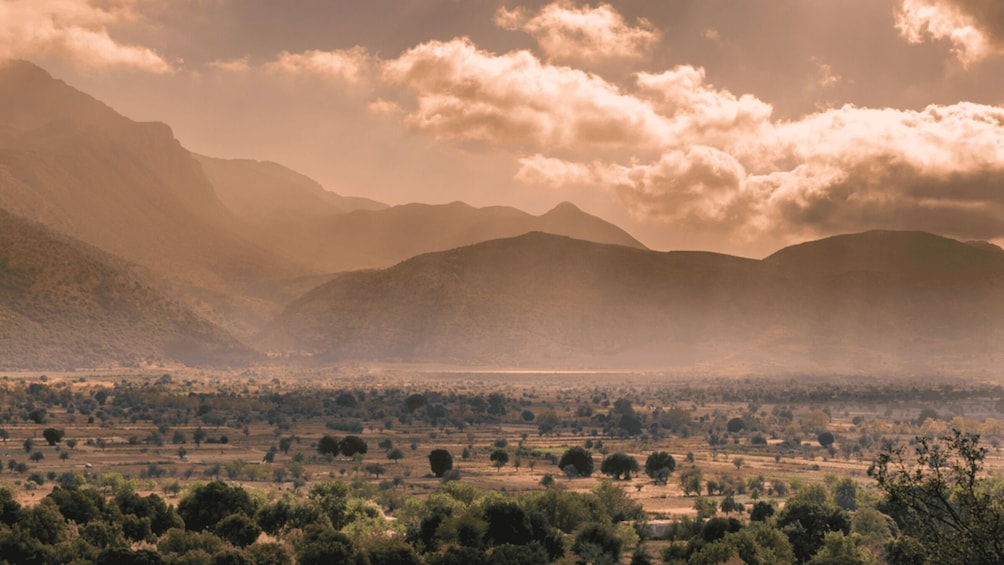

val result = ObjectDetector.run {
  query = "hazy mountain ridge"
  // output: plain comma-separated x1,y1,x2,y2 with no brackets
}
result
0,61,315,339
260,230,1004,373
6,59,1003,374
197,151,644,272
0,208,255,369
0,60,647,342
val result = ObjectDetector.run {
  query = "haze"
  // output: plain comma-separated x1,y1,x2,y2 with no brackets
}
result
5,0,1004,256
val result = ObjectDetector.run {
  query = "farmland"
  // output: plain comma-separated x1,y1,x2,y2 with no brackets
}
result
3,368,1004,563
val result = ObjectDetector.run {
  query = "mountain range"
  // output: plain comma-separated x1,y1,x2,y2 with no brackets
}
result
259,230,1004,374
2,59,1002,375
0,60,641,343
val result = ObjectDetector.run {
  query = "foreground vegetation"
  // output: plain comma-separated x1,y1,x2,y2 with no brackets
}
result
1,370,1004,564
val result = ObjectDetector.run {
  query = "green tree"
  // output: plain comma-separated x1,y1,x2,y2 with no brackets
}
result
428,449,453,478
340,435,368,457
726,417,746,433
806,531,873,564
367,538,421,565
490,449,509,472
296,524,359,565
680,466,703,496
776,498,851,563
214,513,262,547
689,522,795,565
870,429,1004,564
644,451,676,484
317,435,341,457
557,446,594,478
42,428,64,446
818,431,836,448
176,481,258,532
600,453,639,480
833,478,858,511
572,523,622,565
308,480,351,529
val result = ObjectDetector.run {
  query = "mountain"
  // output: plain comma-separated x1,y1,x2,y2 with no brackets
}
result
259,230,1004,374
0,60,647,339
0,208,254,369
197,152,643,272
194,155,387,224
291,200,646,272
257,232,771,365
0,60,312,338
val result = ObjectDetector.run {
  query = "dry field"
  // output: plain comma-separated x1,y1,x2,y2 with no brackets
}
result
4,366,1004,524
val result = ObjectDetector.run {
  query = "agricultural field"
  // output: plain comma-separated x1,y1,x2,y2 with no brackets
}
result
2,368,1004,563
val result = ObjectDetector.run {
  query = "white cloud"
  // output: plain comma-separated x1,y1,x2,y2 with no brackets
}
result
895,0,1004,65
636,66,774,145
381,32,1004,242
266,47,373,83
367,98,401,116
515,154,595,187
0,0,172,72
382,37,671,149
495,1,660,63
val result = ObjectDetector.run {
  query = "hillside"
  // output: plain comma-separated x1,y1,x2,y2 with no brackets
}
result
291,200,647,272
0,60,647,338
0,60,312,338
198,152,644,272
259,230,1004,373
194,155,387,224
0,208,254,369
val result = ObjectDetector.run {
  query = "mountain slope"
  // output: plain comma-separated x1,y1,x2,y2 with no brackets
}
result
295,200,646,272
258,232,771,365
196,153,646,272
0,60,315,338
0,208,254,369
0,60,647,336
194,155,387,224
259,230,1004,373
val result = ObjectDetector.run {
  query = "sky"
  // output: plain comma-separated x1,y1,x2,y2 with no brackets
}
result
3,0,1004,255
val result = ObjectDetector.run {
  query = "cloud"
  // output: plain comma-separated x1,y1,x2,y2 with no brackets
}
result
895,0,1004,65
600,146,751,226
0,0,172,72
812,59,840,88
495,1,660,63
207,57,250,72
516,95,1004,242
745,102,1004,238
382,37,670,149
381,33,1004,242
515,154,595,187
266,47,373,83
636,66,774,144
367,98,401,116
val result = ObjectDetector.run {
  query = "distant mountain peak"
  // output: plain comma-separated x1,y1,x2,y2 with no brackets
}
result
544,201,583,214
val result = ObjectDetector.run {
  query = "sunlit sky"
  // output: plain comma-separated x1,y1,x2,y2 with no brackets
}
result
4,0,1004,255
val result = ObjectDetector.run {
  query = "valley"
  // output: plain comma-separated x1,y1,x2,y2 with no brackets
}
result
1,50,1003,563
